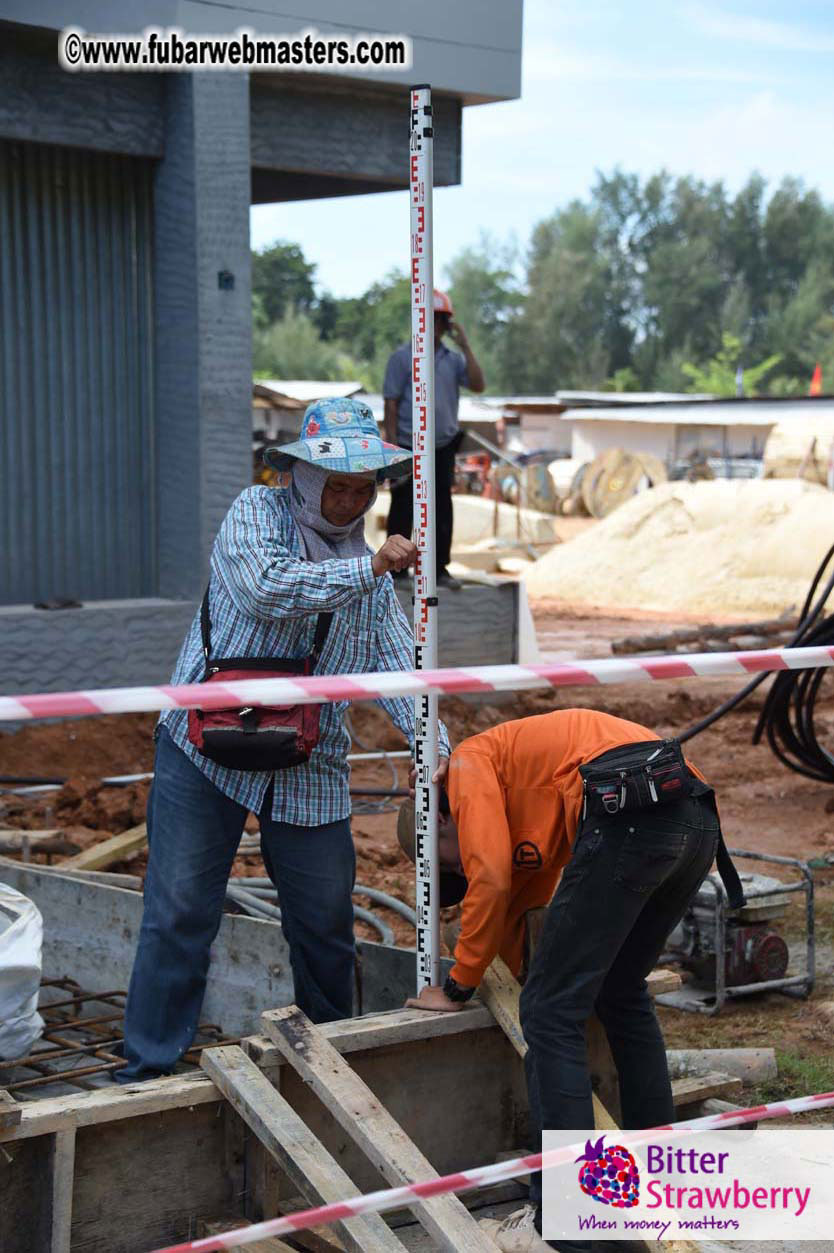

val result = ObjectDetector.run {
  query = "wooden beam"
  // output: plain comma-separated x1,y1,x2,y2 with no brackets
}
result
60,823,147,871
262,1007,490,1253
671,1071,743,1108
0,830,79,857
50,1127,76,1253
4,1009,498,1144
244,1005,495,1075
201,1046,403,1253
0,1089,22,1132
198,1217,312,1252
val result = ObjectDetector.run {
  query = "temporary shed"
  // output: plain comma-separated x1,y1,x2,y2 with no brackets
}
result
565,398,780,470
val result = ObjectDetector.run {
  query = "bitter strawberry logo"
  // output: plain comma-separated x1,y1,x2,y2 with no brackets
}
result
576,1135,640,1208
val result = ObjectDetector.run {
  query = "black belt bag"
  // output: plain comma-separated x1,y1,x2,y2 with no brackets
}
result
580,739,692,819
579,739,745,909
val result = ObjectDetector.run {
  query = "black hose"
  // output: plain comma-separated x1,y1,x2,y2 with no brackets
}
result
679,542,834,784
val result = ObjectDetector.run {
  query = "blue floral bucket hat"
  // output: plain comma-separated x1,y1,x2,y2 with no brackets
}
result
263,397,412,481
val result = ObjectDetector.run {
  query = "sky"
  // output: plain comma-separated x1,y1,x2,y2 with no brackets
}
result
250,0,834,298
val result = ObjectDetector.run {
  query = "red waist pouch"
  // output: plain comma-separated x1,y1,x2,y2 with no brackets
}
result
187,590,332,772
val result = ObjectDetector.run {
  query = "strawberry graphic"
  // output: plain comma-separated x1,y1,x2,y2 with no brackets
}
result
576,1135,639,1208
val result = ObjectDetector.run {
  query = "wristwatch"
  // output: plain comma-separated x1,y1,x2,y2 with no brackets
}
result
443,974,476,1003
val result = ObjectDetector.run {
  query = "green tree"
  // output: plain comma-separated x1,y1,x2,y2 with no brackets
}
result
252,242,317,325
444,234,522,392
253,306,361,381
333,270,412,391
512,200,612,391
681,332,781,396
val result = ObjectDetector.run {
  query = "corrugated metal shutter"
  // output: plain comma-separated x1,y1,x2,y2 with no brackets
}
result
0,139,155,605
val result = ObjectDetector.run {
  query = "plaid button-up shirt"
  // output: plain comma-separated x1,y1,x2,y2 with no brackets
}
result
161,486,450,826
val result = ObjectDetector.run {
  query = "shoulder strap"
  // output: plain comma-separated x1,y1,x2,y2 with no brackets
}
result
311,613,333,668
200,585,212,670
201,584,332,673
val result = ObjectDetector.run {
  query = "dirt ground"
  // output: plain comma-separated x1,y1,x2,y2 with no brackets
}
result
3,601,834,1120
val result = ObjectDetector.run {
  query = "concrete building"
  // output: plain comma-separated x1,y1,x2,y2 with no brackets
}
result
0,2,523,692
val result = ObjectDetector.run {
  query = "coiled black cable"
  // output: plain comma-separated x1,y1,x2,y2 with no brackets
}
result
679,541,834,784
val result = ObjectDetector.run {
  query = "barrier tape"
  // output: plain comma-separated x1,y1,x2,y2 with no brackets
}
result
3,644,834,723
151,1089,834,1251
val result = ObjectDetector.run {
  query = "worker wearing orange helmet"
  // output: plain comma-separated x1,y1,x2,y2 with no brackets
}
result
383,289,485,589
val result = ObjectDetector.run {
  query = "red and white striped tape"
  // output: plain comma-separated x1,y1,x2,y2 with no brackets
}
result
151,1089,834,1252
3,644,834,723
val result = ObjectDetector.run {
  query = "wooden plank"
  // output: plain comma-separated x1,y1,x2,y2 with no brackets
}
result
0,1088,22,1132
198,1217,299,1251
5,1009,499,1144
671,1071,743,1108
4,1071,220,1142
201,1045,404,1253
50,1127,76,1253
245,1005,495,1075
646,968,682,997
60,822,147,871
262,1007,491,1253
0,828,77,857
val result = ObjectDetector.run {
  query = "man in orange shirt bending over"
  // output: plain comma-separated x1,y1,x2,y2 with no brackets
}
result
401,708,742,1253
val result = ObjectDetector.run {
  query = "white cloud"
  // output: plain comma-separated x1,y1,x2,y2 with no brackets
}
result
685,2,834,53
523,42,782,85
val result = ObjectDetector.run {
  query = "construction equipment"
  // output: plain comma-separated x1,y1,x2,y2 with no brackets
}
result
659,850,814,1013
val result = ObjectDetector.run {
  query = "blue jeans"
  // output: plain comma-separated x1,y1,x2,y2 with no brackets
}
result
117,726,356,1082
519,792,720,1248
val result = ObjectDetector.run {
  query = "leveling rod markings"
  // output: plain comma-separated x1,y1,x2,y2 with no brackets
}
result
3,645,834,722
409,82,440,990
151,1088,834,1252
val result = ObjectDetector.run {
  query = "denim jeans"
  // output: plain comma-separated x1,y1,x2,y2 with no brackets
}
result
519,791,720,1248
117,726,356,1082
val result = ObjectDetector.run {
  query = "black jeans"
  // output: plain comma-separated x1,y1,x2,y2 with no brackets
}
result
386,441,457,573
519,792,720,1241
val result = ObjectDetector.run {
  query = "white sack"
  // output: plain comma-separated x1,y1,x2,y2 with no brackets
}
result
0,883,44,1059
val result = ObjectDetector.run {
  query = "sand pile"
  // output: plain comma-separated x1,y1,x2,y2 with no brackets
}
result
524,478,834,617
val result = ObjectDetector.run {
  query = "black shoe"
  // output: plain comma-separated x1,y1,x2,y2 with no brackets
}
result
437,569,462,590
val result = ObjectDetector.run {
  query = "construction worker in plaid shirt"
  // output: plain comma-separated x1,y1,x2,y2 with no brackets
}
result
117,398,450,1083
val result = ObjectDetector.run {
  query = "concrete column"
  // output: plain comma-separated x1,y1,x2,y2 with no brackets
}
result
153,72,252,599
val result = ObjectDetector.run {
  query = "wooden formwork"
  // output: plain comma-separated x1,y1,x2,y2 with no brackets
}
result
0,873,739,1253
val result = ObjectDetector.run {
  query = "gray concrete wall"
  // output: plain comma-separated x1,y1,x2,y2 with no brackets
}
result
0,600,196,693
0,580,518,695
0,1,523,103
0,43,164,156
153,72,254,601
0,861,437,1034
250,80,461,201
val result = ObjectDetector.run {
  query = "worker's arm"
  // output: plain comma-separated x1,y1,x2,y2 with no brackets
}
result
383,397,401,446
213,489,411,621
447,749,512,987
448,322,486,394
405,749,509,1015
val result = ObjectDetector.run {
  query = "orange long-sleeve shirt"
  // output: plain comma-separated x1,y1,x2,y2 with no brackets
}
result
446,708,705,988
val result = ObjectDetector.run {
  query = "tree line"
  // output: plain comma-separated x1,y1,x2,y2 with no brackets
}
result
252,169,834,397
